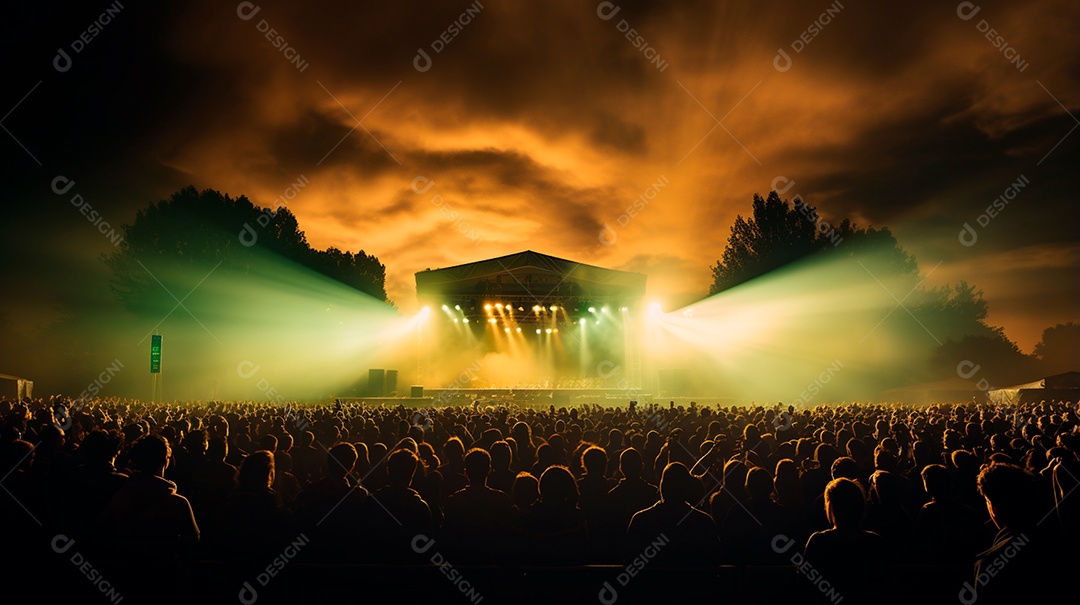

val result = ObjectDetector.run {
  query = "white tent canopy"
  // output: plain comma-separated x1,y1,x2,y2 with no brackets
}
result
988,371,1080,406
0,373,33,401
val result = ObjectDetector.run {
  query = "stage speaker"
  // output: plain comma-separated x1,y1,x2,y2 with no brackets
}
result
385,369,398,396
411,385,424,398
368,369,385,397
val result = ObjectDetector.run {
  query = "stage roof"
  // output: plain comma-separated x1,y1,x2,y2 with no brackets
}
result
415,250,646,303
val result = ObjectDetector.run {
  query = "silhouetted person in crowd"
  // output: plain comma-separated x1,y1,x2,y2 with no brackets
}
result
217,450,294,560
488,439,515,494
442,447,513,563
511,421,536,471
578,444,616,561
272,449,302,507
514,465,588,564
864,470,914,563
916,463,981,564
963,462,1067,604
511,471,540,517
1,439,40,550
800,477,885,604
367,448,433,563
294,442,368,561
290,430,321,485
439,436,468,500
595,447,659,562
65,429,128,538
414,440,445,527
721,466,792,564
626,462,719,565
710,458,748,527
95,435,200,560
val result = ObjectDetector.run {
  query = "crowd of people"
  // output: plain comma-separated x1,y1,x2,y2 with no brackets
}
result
1,395,1077,603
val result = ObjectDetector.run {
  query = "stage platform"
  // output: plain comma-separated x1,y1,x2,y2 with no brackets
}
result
334,389,741,408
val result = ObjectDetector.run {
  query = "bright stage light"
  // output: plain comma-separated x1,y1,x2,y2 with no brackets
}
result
488,318,497,324
504,327,511,333
516,327,522,333
621,307,628,312
647,302,662,318
484,303,493,311
579,318,586,326
453,318,459,323
553,328,558,333
588,307,596,313
601,306,609,313
495,303,503,310
549,305,558,311
441,304,449,311
545,328,552,334
462,318,470,323
535,328,541,334
532,305,542,312
454,304,461,310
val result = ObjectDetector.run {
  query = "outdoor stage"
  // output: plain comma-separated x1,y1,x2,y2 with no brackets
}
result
408,250,651,393
335,389,737,408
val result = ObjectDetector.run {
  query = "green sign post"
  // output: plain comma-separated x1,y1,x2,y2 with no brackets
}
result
150,334,162,374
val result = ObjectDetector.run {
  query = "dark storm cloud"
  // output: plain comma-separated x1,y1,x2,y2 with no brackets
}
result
0,0,1077,372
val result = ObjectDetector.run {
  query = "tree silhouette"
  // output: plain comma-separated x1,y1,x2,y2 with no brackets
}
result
932,330,1039,386
707,190,1033,387
102,186,389,314
710,191,822,294
1034,322,1080,375
709,191,925,294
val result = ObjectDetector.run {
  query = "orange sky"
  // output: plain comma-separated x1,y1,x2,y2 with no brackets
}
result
3,0,1078,354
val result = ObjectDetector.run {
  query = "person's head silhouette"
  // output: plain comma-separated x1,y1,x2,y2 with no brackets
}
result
977,462,1038,529
659,462,693,504
539,465,578,507
386,448,419,488
130,434,171,476
464,447,491,487
824,477,866,530
238,450,274,491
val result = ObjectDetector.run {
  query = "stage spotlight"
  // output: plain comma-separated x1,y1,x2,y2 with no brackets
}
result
504,327,511,333
484,303,493,311
579,318,586,326
545,328,552,334
588,307,596,313
421,306,430,315
647,302,662,318
535,328,541,334
516,327,522,333
553,328,558,333
454,304,461,310
488,318,497,324
549,305,558,311
601,306,610,313
595,320,600,325
532,305,542,312
453,318,459,323
620,306,628,312
463,318,470,323
441,304,449,311
495,303,503,310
